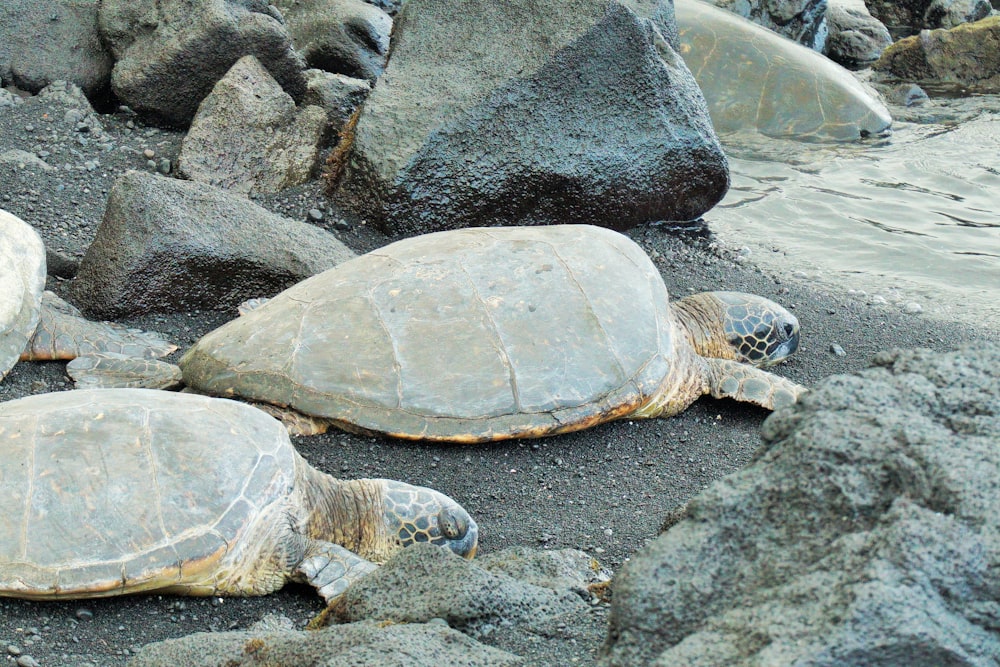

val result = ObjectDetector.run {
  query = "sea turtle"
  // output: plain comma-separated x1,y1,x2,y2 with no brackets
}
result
0,208,175,382
675,0,892,141
0,388,477,601
0,208,46,379
179,225,805,443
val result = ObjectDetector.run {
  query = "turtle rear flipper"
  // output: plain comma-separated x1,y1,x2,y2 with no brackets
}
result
67,353,183,390
296,541,378,603
21,292,177,361
705,358,806,410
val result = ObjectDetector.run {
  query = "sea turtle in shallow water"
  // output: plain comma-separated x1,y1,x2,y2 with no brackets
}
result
675,0,892,141
0,208,175,382
0,388,477,601
179,225,805,442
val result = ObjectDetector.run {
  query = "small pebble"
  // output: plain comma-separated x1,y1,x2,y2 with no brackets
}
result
143,148,156,159
333,218,352,231
17,656,41,667
903,302,923,314
157,158,172,175
7,645,22,656
830,343,846,357
75,607,94,620
307,208,324,222
792,270,808,279
869,295,887,305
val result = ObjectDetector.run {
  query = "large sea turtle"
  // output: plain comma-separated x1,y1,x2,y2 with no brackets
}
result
180,225,805,443
675,0,892,141
0,388,477,601
0,208,174,382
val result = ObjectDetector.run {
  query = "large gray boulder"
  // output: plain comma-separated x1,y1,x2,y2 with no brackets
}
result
824,0,893,69
177,56,328,195
709,0,829,50
0,1,113,98
327,544,607,635
333,0,727,237
129,544,609,665
72,171,355,318
98,0,308,127
874,16,1000,93
273,0,392,81
866,0,992,30
602,344,1000,666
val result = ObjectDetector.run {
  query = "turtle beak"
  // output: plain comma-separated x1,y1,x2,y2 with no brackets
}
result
762,319,799,366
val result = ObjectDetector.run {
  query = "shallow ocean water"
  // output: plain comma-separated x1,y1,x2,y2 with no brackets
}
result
705,93,1000,330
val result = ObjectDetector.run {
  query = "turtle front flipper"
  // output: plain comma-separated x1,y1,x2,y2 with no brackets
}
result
705,358,806,410
296,541,378,602
20,292,177,361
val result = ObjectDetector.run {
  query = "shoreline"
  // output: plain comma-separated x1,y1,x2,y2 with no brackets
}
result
1,95,995,666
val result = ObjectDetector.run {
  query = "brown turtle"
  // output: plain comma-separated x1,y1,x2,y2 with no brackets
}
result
178,225,805,442
0,388,477,601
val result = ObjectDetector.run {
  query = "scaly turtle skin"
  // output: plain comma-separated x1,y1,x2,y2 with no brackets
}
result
180,225,805,442
0,389,477,601
21,291,177,361
675,0,892,141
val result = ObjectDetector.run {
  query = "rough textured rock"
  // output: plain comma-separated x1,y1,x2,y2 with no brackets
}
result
327,544,598,636
128,618,521,666
709,0,829,49
303,69,371,135
98,0,308,127
601,344,1000,666
824,0,893,68
874,17,1000,93
0,209,46,380
273,0,392,81
72,171,355,318
333,0,727,236
0,1,113,99
128,545,610,665
177,56,327,195
866,0,992,30
922,0,993,28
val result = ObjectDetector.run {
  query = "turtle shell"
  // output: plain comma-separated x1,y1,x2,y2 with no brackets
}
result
675,0,892,140
0,209,46,379
0,389,294,599
181,225,678,441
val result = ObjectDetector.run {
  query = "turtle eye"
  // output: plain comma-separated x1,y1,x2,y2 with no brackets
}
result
783,322,796,339
437,507,468,540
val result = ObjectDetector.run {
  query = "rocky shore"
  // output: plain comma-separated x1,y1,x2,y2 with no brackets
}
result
2,87,996,664
2,0,999,665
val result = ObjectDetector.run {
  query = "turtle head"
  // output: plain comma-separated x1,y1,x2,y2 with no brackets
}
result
380,480,479,559
674,291,799,367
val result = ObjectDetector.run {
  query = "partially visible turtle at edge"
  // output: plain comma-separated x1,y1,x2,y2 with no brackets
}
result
0,208,175,382
0,388,477,601
675,0,893,141
178,224,806,442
